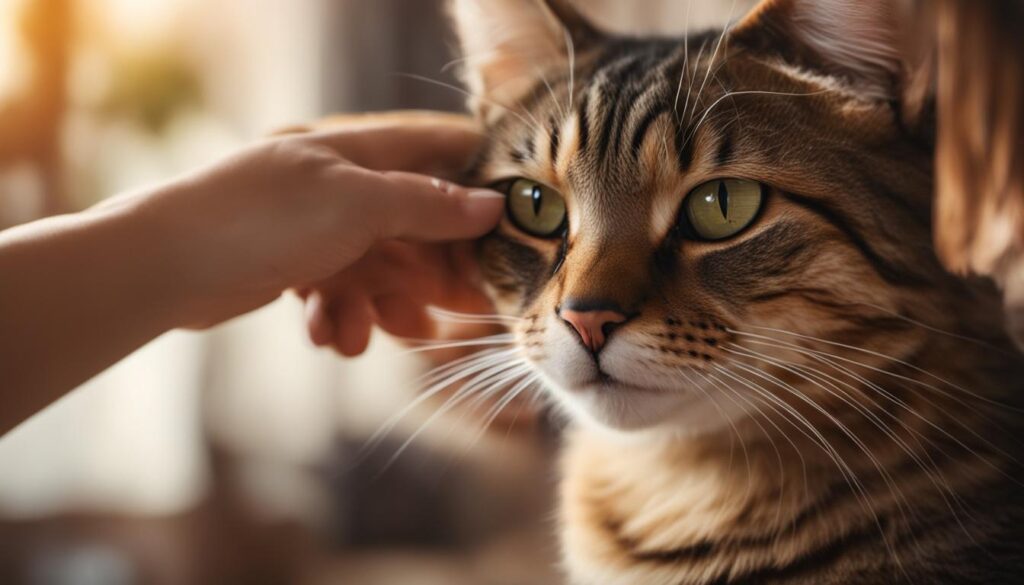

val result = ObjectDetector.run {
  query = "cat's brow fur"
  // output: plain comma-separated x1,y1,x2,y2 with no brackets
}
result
451,0,1024,583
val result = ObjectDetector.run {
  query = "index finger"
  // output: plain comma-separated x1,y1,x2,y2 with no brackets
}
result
295,111,485,175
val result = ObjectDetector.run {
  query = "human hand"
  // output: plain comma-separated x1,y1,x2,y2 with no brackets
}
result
133,112,504,336
0,112,505,432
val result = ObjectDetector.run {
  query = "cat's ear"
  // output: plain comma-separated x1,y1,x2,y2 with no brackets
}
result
448,0,602,118
733,0,907,98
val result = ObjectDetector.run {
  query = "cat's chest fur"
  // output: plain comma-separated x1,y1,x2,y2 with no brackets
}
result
559,425,1024,585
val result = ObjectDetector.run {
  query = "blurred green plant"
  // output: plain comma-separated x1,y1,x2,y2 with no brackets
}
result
99,51,203,134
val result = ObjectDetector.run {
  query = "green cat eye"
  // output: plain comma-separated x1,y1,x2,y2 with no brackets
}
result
505,178,567,238
683,179,764,241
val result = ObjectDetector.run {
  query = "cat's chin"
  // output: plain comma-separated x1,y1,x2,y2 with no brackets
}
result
549,377,745,435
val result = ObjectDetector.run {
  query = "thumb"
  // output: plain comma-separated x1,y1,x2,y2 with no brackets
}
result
356,170,505,241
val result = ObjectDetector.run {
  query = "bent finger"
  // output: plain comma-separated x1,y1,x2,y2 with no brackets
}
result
333,293,376,357
305,290,335,347
374,294,435,340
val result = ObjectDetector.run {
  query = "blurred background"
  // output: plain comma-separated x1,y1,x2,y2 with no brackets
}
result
0,1,750,583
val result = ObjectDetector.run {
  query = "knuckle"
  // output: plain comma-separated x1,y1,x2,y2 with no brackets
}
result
269,137,339,174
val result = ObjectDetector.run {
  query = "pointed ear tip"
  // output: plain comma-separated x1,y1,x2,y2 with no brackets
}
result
543,0,605,41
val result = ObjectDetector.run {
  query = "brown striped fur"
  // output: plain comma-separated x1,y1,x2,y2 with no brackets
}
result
449,1,1024,583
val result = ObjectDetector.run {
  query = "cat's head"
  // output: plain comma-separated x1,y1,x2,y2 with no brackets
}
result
449,0,1006,433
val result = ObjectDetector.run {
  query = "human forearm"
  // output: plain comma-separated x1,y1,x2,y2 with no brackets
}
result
0,197,189,434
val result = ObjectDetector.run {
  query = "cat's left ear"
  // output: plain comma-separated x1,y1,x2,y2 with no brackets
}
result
732,0,910,100
448,0,603,120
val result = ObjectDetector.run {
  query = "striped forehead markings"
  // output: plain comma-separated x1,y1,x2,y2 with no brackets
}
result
497,30,735,181
548,114,561,166
581,44,712,171
577,89,591,152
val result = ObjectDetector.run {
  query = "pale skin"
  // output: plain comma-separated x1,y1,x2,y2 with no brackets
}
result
0,115,505,436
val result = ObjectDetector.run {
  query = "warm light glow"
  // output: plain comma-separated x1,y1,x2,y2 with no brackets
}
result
0,0,32,102
93,0,184,47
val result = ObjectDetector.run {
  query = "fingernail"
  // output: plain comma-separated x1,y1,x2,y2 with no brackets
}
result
468,189,505,199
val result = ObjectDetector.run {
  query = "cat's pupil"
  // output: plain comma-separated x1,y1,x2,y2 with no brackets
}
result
531,186,543,215
717,181,729,219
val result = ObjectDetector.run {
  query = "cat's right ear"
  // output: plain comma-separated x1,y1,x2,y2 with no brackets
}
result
731,0,906,99
448,0,602,120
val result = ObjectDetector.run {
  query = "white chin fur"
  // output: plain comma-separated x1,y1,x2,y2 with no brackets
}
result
529,320,750,434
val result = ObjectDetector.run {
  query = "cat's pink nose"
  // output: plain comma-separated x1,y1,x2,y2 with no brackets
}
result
559,305,629,353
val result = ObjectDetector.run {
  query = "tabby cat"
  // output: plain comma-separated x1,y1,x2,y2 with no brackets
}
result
446,0,1024,583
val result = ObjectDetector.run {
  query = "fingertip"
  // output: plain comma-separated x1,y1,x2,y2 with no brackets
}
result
334,295,375,357
456,188,505,235
305,291,334,347
373,172,505,241
337,329,372,357
466,188,505,200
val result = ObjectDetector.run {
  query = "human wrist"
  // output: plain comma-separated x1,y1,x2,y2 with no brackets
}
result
125,175,288,330
99,181,220,330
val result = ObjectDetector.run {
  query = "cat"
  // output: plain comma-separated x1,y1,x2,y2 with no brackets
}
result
446,0,1024,583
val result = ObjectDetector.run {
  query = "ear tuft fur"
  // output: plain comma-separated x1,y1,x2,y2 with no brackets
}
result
734,0,903,98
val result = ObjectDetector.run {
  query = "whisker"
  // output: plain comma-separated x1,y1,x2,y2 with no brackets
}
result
672,0,694,125
730,326,1024,413
680,40,708,129
849,301,1021,357
466,373,542,449
535,66,567,122
723,357,909,574
720,358,911,559
412,347,516,388
726,342,984,543
393,72,546,135
678,368,736,473
400,334,515,354
723,343,968,562
440,47,505,75
426,306,524,324
501,382,543,439
380,363,532,472
437,366,538,442
686,0,736,124
723,359,883,491
713,364,812,505
705,367,796,531
562,26,576,119
364,350,521,451
728,331,1024,486
683,89,828,149
690,368,759,519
